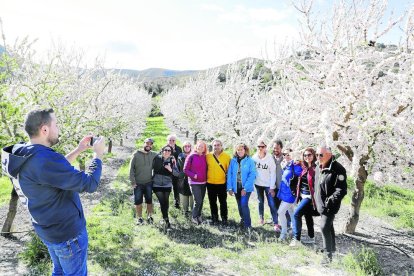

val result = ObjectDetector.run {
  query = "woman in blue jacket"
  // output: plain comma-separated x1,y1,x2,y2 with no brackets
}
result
227,143,257,229
277,149,302,241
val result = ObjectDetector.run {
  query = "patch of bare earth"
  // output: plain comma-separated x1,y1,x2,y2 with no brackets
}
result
0,140,136,276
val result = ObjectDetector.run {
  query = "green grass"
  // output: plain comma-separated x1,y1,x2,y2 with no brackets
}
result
86,116,309,275
0,176,13,207
135,116,177,151
342,247,383,276
344,179,414,229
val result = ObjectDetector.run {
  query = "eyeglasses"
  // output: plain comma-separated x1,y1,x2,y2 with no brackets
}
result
169,139,175,142
257,145,266,148
303,154,313,158
163,149,172,152
184,145,191,148
316,153,324,157
282,153,290,156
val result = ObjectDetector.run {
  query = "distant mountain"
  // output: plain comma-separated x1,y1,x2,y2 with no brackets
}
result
113,68,198,80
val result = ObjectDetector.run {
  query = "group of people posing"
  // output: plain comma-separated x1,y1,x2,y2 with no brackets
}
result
129,135,348,263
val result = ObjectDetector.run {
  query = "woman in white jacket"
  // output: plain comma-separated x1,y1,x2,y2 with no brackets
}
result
252,140,279,232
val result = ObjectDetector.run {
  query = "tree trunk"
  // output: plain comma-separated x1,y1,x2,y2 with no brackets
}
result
1,187,18,237
108,139,112,153
79,157,86,171
344,155,369,234
193,132,199,145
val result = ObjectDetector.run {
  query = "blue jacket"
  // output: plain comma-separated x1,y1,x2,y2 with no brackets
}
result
1,143,102,243
226,156,257,193
277,161,302,204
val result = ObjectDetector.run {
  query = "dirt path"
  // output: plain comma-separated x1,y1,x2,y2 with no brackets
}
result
0,140,136,276
1,129,413,275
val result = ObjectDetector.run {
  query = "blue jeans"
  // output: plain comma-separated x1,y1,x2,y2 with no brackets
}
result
235,188,252,228
293,197,314,240
41,227,88,276
255,185,278,224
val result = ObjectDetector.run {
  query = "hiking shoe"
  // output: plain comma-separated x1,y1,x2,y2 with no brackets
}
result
197,216,203,225
136,217,144,225
302,236,315,244
289,239,301,247
273,224,281,232
147,217,154,224
192,217,199,225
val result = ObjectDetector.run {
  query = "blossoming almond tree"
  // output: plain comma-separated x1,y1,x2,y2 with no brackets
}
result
266,0,414,233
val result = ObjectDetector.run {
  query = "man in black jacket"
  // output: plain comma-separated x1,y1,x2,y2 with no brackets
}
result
314,146,347,263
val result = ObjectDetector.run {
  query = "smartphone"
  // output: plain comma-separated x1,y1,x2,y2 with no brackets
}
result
90,137,99,146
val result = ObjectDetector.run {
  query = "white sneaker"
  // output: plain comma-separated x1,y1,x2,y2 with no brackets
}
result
302,236,315,244
289,239,301,247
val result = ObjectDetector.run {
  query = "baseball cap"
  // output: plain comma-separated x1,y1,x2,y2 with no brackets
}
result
144,138,154,144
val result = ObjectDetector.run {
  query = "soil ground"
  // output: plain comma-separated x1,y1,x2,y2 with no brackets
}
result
0,138,413,275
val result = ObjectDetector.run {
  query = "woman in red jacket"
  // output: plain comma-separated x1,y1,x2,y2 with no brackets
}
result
290,147,317,246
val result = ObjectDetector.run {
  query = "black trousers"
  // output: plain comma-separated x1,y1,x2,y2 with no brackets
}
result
320,214,336,257
154,191,170,220
172,176,180,206
207,183,228,221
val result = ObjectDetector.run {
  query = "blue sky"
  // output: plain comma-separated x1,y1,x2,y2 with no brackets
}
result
0,0,412,70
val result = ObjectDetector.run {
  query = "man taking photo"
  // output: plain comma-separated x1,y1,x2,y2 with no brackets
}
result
1,108,105,275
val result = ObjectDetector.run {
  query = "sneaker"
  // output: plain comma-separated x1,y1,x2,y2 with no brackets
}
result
273,224,281,232
320,254,332,265
197,216,203,225
192,217,199,225
147,217,154,224
302,236,315,244
136,217,144,225
278,233,287,242
289,239,301,247
259,218,265,225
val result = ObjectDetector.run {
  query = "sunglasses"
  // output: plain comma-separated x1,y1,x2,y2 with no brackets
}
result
316,153,324,157
282,153,290,156
184,145,191,148
257,145,266,148
303,153,313,158
163,149,172,152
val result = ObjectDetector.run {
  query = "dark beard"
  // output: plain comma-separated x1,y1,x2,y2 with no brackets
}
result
144,146,151,152
48,137,59,147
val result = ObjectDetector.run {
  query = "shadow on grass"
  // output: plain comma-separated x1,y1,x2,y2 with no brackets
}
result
90,245,205,275
156,218,280,251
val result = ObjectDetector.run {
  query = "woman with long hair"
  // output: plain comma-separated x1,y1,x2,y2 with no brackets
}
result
152,145,179,229
177,141,194,216
227,143,257,230
184,140,208,225
290,147,317,246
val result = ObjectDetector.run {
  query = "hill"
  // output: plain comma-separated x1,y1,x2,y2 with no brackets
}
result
113,68,198,80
